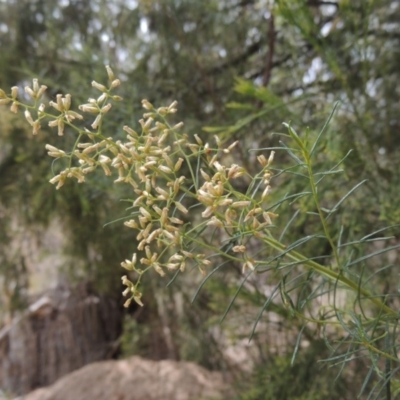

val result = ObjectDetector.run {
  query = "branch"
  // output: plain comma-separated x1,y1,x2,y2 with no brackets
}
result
262,13,275,87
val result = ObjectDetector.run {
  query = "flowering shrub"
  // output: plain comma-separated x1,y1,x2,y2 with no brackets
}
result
0,66,277,308
2,66,400,396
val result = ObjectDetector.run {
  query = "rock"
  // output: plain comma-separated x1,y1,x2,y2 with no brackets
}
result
17,356,230,400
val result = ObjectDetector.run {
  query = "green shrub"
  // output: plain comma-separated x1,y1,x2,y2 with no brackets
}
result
1,66,399,398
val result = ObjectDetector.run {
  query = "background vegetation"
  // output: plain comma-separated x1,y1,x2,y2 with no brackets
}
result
0,0,399,398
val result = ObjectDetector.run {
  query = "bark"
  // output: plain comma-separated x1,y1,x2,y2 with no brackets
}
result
0,283,122,396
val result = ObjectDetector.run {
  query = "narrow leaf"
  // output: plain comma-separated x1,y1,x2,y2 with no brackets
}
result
310,101,340,156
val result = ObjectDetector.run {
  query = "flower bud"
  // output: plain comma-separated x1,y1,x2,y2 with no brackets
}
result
170,217,183,225
174,158,184,172
92,81,107,92
32,120,41,135
32,79,39,93
267,151,275,166
57,119,65,136
24,86,36,99
97,93,107,103
172,122,184,130
133,294,144,307
194,134,203,145
11,86,19,99
91,114,102,129
202,206,214,218
142,99,154,110
101,103,112,113
121,260,134,271
105,65,115,81
123,298,132,308
111,79,120,88
233,245,246,253
168,100,178,110
36,85,47,100
206,217,223,228
56,94,64,112
262,185,271,200
62,94,71,110
231,201,250,209
38,103,46,116
25,110,33,125
154,264,165,277
175,202,188,214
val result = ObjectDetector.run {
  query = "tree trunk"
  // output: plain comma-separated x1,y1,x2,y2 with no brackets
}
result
0,283,122,396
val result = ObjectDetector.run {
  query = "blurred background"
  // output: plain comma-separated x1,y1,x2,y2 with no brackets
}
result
0,0,399,399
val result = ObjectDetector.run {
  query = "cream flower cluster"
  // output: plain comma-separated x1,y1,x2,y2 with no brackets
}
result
196,143,277,273
0,66,277,307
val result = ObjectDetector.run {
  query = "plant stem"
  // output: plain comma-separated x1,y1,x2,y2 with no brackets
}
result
261,235,397,318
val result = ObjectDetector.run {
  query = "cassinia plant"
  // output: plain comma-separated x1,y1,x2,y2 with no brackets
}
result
1,66,400,398
0,66,276,307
